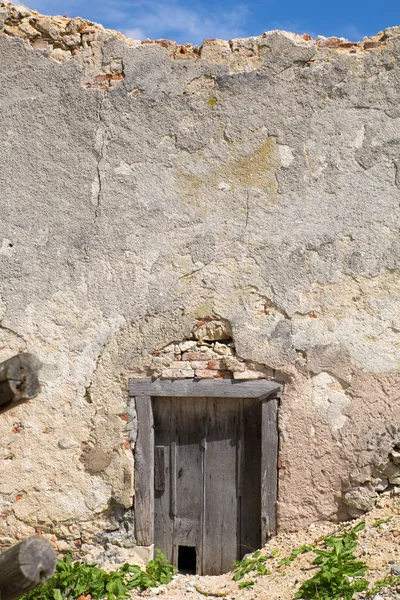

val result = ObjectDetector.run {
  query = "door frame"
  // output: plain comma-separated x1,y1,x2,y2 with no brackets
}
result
129,378,282,554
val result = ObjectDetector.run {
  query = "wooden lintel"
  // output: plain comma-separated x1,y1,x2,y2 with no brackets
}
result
129,378,282,399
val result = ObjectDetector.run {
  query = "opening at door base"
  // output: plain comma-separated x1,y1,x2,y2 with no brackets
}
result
178,545,197,574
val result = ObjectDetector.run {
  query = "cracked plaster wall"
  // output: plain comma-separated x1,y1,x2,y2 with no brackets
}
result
1,1,400,554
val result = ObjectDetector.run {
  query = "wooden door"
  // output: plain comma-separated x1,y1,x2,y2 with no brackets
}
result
153,396,261,575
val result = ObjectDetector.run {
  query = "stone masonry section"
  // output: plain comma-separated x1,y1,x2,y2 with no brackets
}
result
131,317,276,381
1,0,400,561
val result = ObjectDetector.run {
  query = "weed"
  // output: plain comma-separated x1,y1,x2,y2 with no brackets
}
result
233,550,271,581
278,544,314,567
295,522,368,600
21,549,177,600
239,580,255,589
372,516,393,527
368,574,400,596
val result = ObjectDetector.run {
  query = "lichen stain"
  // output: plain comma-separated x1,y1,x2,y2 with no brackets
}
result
177,137,280,204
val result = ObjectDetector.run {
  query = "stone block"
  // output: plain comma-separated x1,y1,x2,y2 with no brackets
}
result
179,340,198,352
189,361,209,370
343,487,377,513
213,342,234,356
193,320,232,341
161,367,194,378
233,370,267,380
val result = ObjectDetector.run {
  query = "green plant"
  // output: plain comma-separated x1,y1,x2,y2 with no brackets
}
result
21,549,177,600
278,544,313,567
295,522,368,600
239,580,255,589
372,516,393,527
233,550,271,581
368,574,400,596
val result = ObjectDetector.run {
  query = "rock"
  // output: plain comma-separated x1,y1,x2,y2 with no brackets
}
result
377,461,400,478
65,17,87,34
8,5,31,20
213,342,234,356
224,356,246,372
374,477,389,492
343,487,377,513
18,22,40,38
61,34,81,48
49,48,71,62
193,320,232,341
58,438,79,449
179,340,197,352
391,564,400,576
390,450,400,465
34,19,60,39
389,476,400,485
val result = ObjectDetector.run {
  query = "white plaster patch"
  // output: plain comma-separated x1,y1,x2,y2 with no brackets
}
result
313,372,350,432
353,124,365,149
0,239,14,256
84,479,113,513
91,177,100,206
0,295,5,320
113,160,133,176
278,144,295,167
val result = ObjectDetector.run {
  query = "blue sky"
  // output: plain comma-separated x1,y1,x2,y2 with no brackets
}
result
27,0,400,46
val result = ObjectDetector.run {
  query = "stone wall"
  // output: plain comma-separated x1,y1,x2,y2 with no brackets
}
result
1,1,400,558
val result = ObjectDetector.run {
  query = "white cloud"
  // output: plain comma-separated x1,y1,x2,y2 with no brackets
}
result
123,27,146,40
121,0,250,44
25,0,252,45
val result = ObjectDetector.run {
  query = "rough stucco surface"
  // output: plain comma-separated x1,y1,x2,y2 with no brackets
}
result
1,1,400,555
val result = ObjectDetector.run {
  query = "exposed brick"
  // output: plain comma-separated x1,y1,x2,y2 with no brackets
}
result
182,350,213,361
207,359,224,370
317,37,341,48
169,361,185,369
195,369,231,378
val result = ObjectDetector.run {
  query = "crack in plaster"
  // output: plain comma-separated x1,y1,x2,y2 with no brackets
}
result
93,95,107,219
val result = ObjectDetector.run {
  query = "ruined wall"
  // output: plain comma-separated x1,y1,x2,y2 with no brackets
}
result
1,1,400,557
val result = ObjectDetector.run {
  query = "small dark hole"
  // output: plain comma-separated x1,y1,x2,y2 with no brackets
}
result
8,243,13,248
178,545,196,574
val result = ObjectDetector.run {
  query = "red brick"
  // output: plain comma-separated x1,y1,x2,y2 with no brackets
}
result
195,369,231,378
207,359,223,370
182,351,212,361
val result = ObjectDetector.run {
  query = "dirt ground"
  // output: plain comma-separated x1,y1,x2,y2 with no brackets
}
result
129,497,400,600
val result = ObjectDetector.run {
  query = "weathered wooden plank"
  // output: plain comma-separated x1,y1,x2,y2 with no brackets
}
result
240,399,262,557
154,446,165,491
129,378,282,399
173,396,205,572
203,397,239,575
153,398,173,563
0,353,41,414
0,535,56,600
134,396,154,546
261,398,279,544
